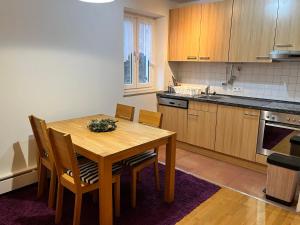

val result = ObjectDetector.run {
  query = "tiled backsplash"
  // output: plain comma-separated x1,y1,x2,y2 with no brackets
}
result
173,62,300,102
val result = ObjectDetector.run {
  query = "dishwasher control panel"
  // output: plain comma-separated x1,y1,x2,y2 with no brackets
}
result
158,97,188,109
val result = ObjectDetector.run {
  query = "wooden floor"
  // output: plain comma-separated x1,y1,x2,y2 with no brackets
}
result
177,188,300,225
158,147,300,224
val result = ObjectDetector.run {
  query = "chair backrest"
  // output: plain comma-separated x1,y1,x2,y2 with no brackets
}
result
28,115,54,162
138,110,163,128
115,103,135,121
48,128,81,184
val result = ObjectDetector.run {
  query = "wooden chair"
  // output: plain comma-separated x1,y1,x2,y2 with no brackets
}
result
115,103,135,121
48,128,121,225
28,115,57,209
124,109,163,208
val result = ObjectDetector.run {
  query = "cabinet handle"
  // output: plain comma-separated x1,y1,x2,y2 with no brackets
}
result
275,44,294,48
244,112,258,117
199,56,210,60
256,56,270,60
187,56,197,60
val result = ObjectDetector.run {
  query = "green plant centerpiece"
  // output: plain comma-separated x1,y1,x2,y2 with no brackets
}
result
87,119,117,132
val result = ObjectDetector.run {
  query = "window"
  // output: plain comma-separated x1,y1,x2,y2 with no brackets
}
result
123,13,155,93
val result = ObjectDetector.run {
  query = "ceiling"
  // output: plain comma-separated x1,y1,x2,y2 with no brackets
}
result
170,0,200,2
170,0,223,3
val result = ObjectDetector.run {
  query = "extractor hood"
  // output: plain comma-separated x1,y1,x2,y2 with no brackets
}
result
270,50,300,62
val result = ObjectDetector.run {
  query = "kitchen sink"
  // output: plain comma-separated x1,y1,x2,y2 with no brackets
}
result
197,95,224,100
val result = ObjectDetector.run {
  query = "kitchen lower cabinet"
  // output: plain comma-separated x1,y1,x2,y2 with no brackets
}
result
187,108,217,150
215,105,260,161
158,105,187,142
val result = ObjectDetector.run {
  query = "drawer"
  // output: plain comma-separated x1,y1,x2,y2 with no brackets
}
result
189,101,217,113
243,108,260,117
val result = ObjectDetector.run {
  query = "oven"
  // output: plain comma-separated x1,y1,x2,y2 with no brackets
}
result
257,110,300,156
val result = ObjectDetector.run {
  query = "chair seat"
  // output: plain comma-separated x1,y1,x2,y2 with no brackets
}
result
66,160,122,184
123,151,157,167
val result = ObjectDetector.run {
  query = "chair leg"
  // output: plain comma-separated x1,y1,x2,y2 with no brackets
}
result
137,172,141,182
73,193,83,225
55,183,64,224
91,191,98,204
37,160,47,198
48,168,57,209
154,157,160,191
114,176,121,217
131,169,137,208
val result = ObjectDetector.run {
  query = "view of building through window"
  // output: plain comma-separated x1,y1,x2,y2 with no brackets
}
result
123,14,154,91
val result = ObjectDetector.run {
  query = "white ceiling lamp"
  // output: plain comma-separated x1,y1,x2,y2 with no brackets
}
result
79,0,114,3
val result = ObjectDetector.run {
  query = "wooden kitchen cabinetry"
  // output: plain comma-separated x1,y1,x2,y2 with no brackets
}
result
229,0,278,62
275,0,300,51
168,5,201,61
215,105,260,161
158,105,187,142
187,101,217,150
199,0,233,62
168,0,233,62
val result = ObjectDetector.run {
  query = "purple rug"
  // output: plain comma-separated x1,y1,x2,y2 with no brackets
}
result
0,164,220,225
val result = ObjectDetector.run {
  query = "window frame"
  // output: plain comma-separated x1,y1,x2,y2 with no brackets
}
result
123,13,156,93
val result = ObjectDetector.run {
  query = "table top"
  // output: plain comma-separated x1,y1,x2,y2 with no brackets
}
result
47,114,175,159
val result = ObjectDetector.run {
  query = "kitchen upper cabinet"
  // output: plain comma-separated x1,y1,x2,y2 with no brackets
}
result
275,0,300,51
168,5,201,61
215,105,260,161
199,0,233,62
158,105,187,142
229,0,278,62
187,102,217,150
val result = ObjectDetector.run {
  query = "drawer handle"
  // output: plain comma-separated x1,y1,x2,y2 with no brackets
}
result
187,56,197,60
199,56,210,60
244,112,258,117
256,56,270,60
275,44,294,48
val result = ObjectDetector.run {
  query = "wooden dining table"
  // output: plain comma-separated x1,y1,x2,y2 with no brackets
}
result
47,114,176,225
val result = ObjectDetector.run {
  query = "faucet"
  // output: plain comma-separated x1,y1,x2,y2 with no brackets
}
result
205,85,210,96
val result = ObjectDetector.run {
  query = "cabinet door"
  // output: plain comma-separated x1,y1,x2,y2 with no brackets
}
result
199,0,233,62
229,0,278,62
216,105,260,162
215,105,244,156
239,110,260,161
187,110,216,150
275,0,300,51
158,105,187,142
168,5,201,61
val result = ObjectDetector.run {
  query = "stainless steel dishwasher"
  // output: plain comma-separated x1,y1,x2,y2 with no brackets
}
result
157,97,188,109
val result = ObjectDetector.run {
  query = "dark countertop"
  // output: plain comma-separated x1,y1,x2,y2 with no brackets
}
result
157,91,300,115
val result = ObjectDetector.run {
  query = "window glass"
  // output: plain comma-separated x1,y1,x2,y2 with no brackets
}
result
123,18,134,85
138,22,152,84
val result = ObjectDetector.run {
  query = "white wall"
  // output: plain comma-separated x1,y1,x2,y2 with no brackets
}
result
0,0,175,182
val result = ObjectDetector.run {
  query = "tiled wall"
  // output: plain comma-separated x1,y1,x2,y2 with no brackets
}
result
173,62,300,102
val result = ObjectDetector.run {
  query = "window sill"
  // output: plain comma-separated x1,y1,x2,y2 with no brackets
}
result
123,88,159,97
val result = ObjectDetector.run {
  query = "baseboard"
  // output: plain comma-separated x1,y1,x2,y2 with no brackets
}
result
177,141,267,174
0,170,38,195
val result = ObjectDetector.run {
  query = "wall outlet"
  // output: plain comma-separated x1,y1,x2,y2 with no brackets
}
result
233,87,242,92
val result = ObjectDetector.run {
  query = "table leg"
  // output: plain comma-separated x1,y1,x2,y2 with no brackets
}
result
297,194,300,212
164,134,176,203
99,158,113,225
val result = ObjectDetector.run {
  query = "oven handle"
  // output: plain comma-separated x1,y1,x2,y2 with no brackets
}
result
265,122,300,131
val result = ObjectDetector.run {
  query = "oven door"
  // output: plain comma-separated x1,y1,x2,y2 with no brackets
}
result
257,120,300,156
